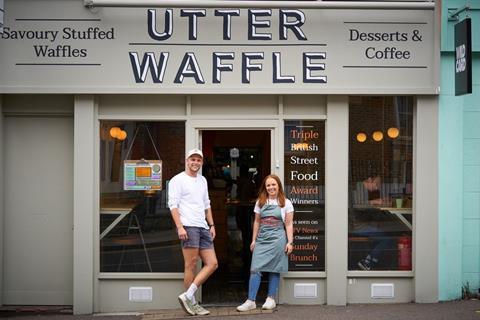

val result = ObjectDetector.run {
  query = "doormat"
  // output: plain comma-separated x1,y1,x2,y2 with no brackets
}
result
143,307,274,319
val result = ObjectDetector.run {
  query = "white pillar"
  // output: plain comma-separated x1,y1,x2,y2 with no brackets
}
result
73,95,96,314
325,95,349,305
415,95,439,302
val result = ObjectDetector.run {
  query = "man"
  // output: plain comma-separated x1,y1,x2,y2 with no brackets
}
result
168,148,218,316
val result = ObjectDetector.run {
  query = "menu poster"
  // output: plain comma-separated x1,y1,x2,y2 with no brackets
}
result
284,121,325,271
291,208,325,271
124,160,162,190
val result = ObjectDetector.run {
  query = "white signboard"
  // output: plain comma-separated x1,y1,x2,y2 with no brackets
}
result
0,0,438,94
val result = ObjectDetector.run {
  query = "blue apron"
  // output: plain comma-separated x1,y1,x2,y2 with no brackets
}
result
250,204,288,273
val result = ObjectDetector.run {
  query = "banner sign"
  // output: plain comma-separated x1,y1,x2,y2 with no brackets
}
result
0,0,437,94
454,18,472,96
124,160,162,191
284,120,325,271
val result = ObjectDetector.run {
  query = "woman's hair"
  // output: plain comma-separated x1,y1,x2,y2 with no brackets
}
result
257,174,286,208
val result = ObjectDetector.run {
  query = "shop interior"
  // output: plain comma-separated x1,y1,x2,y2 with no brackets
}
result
200,130,271,305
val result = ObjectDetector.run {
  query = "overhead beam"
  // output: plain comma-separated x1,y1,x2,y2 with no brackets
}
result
84,0,435,10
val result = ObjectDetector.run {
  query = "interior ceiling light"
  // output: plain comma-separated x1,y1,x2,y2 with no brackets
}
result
109,126,121,138
372,131,384,142
117,130,127,141
387,127,400,139
356,132,367,143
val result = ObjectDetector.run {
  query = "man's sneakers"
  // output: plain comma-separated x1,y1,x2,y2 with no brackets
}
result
192,303,210,315
178,292,210,316
237,299,256,312
178,292,195,315
262,297,276,310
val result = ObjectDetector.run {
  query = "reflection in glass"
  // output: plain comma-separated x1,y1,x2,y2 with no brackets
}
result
348,97,413,271
99,121,185,272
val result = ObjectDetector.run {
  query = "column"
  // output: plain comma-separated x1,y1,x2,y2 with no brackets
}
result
73,95,96,314
325,95,349,305
415,95,439,302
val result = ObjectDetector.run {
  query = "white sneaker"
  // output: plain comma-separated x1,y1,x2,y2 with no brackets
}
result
237,299,256,312
178,292,195,316
262,297,276,310
192,303,210,315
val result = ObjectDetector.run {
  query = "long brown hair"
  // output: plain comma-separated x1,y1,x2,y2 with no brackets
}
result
257,174,286,208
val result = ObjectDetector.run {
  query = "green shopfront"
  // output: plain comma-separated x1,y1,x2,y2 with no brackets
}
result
0,0,439,314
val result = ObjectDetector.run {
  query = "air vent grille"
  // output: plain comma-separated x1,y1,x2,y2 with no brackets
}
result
129,286,153,302
371,283,394,299
294,283,318,298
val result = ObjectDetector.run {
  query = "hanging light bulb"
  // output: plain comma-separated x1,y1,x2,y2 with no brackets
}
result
387,127,400,139
356,132,367,143
117,130,127,141
109,126,121,138
372,131,384,142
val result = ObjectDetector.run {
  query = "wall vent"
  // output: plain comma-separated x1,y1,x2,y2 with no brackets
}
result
371,283,394,299
294,283,317,298
129,286,153,302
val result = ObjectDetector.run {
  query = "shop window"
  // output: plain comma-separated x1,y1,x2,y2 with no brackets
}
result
284,120,325,271
348,97,413,271
99,121,185,272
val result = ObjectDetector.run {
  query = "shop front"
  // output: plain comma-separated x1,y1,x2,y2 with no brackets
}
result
0,0,439,314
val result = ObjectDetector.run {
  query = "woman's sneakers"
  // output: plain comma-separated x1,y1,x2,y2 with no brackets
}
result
262,297,276,310
237,299,256,312
237,297,276,312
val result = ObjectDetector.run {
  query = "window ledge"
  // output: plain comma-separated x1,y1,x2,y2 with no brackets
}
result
98,272,184,280
283,271,326,279
347,270,413,278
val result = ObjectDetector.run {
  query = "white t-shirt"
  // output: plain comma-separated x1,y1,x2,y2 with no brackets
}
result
254,198,294,222
168,171,211,229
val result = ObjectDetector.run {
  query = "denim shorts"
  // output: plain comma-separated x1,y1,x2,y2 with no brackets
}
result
182,226,214,249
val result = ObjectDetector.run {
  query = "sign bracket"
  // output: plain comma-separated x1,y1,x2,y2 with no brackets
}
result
448,5,480,21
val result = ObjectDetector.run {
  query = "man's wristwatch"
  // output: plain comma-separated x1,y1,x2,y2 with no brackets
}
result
287,242,294,246
209,224,215,229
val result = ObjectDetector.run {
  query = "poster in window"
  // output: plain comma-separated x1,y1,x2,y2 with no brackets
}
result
124,160,162,190
284,120,325,271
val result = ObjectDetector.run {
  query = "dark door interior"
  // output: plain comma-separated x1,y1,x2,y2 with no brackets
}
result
201,130,271,305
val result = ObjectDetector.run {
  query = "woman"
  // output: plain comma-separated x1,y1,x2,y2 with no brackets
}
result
237,174,294,311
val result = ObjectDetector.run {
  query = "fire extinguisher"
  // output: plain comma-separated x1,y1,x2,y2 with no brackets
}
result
397,235,412,270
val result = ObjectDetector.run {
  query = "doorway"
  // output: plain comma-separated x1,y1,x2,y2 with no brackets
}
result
200,130,271,305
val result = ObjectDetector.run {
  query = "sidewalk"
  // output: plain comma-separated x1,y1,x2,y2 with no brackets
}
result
1,300,479,320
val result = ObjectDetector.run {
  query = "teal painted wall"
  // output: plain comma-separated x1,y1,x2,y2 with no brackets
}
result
462,54,480,296
439,52,464,300
440,0,480,301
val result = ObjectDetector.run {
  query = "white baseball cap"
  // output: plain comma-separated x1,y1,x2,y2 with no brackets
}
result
186,148,203,159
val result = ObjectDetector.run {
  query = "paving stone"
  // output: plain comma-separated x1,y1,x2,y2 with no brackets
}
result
142,307,273,319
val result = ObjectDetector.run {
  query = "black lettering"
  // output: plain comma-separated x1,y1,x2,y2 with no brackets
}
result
147,9,173,41
248,9,272,40
180,9,206,40
279,10,307,40
214,9,240,40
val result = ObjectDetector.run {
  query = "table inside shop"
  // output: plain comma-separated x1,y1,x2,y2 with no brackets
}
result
380,207,413,230
100,203,137,240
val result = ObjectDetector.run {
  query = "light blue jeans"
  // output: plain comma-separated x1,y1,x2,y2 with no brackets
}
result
247,272,280,301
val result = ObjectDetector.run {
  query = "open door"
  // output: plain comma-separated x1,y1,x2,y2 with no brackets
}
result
199,129,272,305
